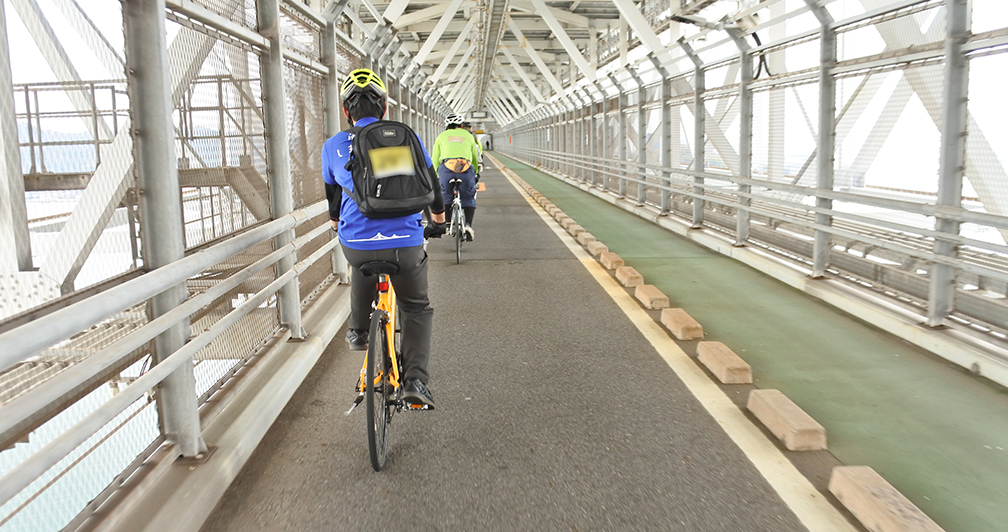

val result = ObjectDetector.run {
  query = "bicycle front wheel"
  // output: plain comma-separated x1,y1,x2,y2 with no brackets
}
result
366,309,391,471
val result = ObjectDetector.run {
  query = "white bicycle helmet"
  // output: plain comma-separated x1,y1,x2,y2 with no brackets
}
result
445,113,464,126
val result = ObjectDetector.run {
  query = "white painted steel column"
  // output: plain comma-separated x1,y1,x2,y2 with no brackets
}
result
651,56,672,215
259,0,305,339
628,68,646,206
610,74,627,198
597,81,609,191
0,1,30,271
729,29,753,246
123,0,206,458
680,40,705,228
928,0,971,327
322,5,349,284
805,0,836,278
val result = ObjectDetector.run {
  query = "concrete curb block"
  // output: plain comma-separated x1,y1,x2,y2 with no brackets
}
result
697,341,752,384
587,241,608,257
660,308,704,340
634,284,670,309
829,466,945,532
615,266,643,287
747,389,827,451
600,251,624,270
576,232,596,246
567,224,585,237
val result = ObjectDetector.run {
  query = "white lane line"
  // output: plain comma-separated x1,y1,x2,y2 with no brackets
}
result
495,162,856,532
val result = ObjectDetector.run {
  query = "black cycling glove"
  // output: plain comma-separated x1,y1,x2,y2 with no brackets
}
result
424,222,447,239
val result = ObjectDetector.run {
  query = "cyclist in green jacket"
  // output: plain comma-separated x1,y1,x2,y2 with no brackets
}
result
431,114,482,241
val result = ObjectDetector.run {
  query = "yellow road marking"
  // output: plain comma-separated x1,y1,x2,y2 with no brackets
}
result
497,164,856,532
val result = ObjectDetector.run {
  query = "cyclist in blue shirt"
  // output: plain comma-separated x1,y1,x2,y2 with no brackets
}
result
321,69,445,408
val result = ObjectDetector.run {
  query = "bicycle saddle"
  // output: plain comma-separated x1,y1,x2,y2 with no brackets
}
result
359,260,399,276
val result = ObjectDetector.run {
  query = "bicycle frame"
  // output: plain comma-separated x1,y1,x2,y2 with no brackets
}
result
356,273,400,395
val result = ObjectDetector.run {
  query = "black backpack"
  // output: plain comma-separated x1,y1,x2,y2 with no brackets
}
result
342,120,436,219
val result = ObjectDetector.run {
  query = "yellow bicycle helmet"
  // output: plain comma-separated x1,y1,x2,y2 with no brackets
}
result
341,68,387,119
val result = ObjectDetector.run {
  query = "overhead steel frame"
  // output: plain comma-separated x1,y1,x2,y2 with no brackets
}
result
123,0,205,458
928,0,971,327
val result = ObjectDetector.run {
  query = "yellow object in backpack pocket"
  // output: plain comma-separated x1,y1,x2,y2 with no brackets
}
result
444,158,472,173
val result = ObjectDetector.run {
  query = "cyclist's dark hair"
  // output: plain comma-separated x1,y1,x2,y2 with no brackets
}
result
347,99,385,122
445,123,460,130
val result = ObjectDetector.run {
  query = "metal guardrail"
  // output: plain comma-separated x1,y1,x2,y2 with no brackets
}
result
499,146,1008,338
0,200,331,512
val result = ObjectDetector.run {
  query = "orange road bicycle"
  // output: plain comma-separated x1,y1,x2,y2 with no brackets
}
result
345,261,429,471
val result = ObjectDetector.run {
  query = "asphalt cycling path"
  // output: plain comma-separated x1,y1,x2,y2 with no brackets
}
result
201,163,825,531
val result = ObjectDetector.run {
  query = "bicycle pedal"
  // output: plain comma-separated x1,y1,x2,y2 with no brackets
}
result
345,394,364,416
404,402,432,411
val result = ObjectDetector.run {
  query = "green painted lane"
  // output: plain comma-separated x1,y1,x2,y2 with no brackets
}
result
493,153,1008,532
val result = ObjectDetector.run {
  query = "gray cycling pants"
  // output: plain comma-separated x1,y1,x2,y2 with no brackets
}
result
341,244,432,383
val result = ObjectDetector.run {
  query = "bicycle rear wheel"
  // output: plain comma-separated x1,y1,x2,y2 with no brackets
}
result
366,309,391,471
453,204,463,264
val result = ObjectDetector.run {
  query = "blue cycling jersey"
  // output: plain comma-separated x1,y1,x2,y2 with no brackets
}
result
321,116,434,251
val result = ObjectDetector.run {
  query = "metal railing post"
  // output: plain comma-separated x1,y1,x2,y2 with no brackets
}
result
680,39,705,228
729,29,753,246
805,0,836,278
928,0,971,326
587,88,598,187
628,68,646,206
123,0,206,458
0,0,31,272
610,74,627,199
651,55,672,215
322,3,349,284
597,81,609,191
259,0,305,339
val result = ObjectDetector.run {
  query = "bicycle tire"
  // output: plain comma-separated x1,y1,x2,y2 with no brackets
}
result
453,204,463,264
366,308,391,471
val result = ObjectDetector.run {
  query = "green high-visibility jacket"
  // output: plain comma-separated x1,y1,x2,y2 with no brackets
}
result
430,127,481,169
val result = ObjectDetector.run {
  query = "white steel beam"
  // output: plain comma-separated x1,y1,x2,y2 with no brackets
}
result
506,15,565,96
497,67,534,110
51,0,124,75
382,0,410,25
510,1,590,27
609,0,668,60
393,3,448,29
530,0,595,82
0,0,30,272
430,19,475,83
442,43,475,91
412,0,465,67
501,46,545,102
